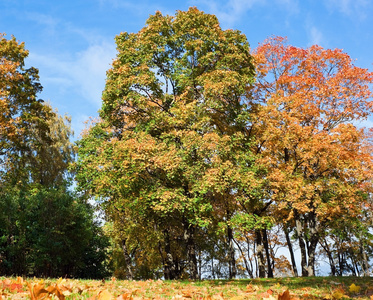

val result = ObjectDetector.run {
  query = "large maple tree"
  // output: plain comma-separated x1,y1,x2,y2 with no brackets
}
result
251,36,373,276
75,7,263,279
76,9,373,278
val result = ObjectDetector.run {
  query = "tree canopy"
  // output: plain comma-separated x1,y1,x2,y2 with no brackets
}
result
2,8,372,280
0,34,110,278
76,10,373,278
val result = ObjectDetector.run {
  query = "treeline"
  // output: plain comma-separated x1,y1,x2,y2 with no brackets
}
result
75,8,373,280
1,7,373,280
0,34,109,278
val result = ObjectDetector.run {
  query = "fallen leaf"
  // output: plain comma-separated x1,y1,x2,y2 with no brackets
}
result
98,289,114,300
212,292,224,300
332,289,345,300
46,284,65,300
278,290,290,300
116,291,132,300
16,277,24,284
10,282,23,293
28,282,49,300
349,283,361,293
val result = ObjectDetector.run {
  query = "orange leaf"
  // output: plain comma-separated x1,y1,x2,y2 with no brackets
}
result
10,283,23,293
27,282,49,300
98,289,114,300
278,290,290,300
116,292,132,300
46,285,65,300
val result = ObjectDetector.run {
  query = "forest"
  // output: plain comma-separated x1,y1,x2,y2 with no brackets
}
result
1,8,373,280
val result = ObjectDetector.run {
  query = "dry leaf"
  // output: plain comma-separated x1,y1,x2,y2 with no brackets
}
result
349,283,361,293
98,289,114,300
212,292,224,300
181,290,193,298
278,290,290,300
28,282,49,300
332,289,345,299
46,284,65,300
116,291,133,300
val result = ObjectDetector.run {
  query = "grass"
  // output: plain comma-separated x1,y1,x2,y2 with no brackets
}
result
0,276,372,299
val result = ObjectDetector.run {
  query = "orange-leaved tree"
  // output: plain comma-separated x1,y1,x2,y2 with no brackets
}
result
251,36,373,276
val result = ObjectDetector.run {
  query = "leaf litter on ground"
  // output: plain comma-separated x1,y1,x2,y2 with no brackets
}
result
0,276,372,299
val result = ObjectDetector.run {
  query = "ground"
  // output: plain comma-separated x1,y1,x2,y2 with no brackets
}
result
1,276,373,299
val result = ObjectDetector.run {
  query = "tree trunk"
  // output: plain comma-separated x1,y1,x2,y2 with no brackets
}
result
305,214,320,276
337,251,344,276
306,234,319,276
198,249,202,280
295,219,308,277
233,237,254,278
163,229,178,280
255,230,266,278
283,225,298,277
262,229,273,278
121,239,134,280
246,236,254,278
183,223,198,280
361,243,370,276
227,225,237,279
320,238,336,276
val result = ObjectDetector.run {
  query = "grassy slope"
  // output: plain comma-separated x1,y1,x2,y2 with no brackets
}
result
1,276,373,299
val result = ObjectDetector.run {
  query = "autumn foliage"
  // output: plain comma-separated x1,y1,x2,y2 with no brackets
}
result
1,7,373,281
0,34,109,278
75,8,373,280
1,276,373,299
251,36,373,276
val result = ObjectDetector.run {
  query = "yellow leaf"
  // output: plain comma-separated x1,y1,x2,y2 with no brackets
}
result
332,290,345,299
349,283,361,293
16,277,24,284
57,277,66,285
98,289,114,300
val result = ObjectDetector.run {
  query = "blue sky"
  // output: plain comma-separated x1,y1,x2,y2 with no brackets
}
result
1,0,372,138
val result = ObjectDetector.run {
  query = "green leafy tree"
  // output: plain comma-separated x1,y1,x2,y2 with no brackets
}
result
0,34,109,278
76,7,261,279
0,34,54,186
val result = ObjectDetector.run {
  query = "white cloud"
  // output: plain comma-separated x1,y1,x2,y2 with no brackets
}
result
97,0,173,17
27,40,116,138
325,0,369,19
354,118,373,129
29,40,116,106
189,0,262,27
309,26,324,46
73,42,116,104
188,0,300,28
275,0,300,14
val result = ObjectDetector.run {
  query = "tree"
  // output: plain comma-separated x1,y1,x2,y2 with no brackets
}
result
0,34,109,278
251,36,373,276
0,34,54,186
75,7,260,279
